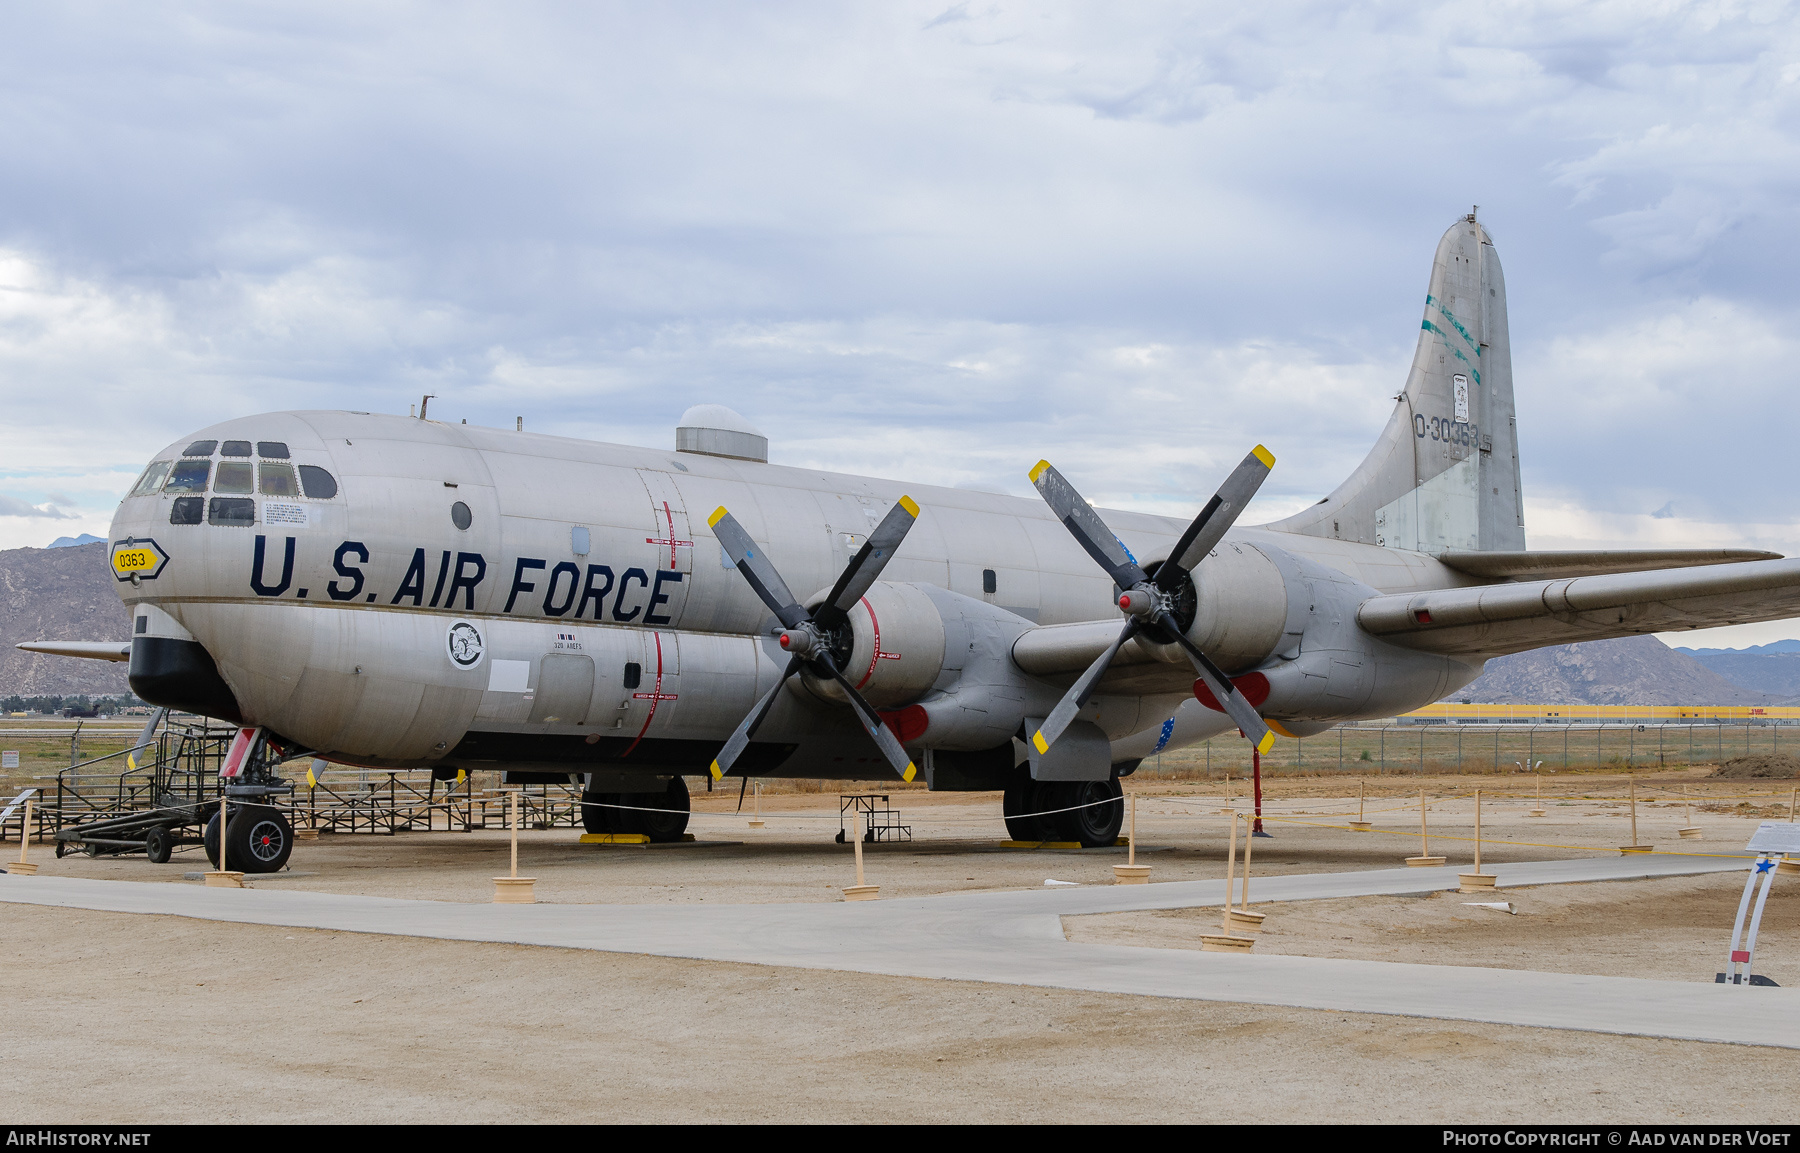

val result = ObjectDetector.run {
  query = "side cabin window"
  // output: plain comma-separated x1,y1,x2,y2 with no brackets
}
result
164,460,211,493
208,497,255,526
130,461,172,497
623,663,642,689
213,461,255,495
298,465,338,500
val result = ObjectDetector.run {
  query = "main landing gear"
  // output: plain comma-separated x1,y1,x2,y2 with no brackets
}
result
1002,778,1123,848
582,777,690,843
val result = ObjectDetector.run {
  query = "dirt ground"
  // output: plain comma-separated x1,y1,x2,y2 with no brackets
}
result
2,905,1794,1125
5,769,1797,1123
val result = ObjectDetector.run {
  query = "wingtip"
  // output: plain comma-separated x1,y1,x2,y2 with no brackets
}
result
1031,731,1049,754
898,494,920,518
1252,444,1275,469
1028,460,1052,485
707,506,729,528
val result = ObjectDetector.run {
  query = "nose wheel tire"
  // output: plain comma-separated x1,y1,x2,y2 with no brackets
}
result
205,804,294,873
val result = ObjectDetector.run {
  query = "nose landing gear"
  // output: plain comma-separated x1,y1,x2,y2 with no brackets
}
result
204,803,294,873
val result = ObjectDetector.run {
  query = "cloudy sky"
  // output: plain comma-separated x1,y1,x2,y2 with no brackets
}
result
2,2,1798,645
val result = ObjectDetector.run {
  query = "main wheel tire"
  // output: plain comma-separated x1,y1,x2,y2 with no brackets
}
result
637,776,690,843
1002,779,1045,842
581,791,622,835
203,812,222,869
223,805,293,873
1037,779,1124,847
144,825,173,864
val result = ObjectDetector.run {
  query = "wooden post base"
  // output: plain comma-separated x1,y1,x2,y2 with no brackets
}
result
1527,809,1545,818
747,819,764,828
1405,855,1446,867
204,871,245,888
1112,864,1151,884
6,861,39,875
1215,808,1234,816
1347,821,1373,832
1619,845,1654,855
1457,872,1498,894
1678,827,1703,840
295,827,320,841
842,884,880,902
1200,933,1254,953
1778,859,1799,875
1227,908,1266,933
492,877,536,903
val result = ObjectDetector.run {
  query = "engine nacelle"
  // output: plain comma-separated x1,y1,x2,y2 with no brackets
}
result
797,581,947,708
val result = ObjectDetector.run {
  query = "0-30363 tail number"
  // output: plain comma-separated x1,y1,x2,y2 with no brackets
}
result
1415,413,1479,448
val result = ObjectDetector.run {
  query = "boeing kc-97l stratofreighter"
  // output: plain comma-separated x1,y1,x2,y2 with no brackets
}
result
25,212,1800,872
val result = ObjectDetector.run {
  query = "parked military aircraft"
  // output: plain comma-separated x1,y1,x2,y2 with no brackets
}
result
24,211,1800,872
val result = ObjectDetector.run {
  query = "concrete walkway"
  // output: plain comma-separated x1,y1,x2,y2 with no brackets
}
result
6,853,1795,1049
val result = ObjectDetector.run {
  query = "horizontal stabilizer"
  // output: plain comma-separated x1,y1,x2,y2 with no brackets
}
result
1437,548,1780,581
1361,558,1800,658
15,641,131,663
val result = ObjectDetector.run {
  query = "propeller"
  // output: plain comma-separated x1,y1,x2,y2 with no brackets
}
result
1027,446,1278,758
708,496,923,783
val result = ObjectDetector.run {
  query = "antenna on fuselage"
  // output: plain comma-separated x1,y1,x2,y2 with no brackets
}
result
419,394,436,420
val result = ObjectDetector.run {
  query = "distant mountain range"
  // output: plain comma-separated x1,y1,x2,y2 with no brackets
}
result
1449,634,1790,706
47,534,104,549
1676,639,1800,656
1,542,131,696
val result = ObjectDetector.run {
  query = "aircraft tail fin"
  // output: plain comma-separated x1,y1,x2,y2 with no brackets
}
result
1264,212,1526,552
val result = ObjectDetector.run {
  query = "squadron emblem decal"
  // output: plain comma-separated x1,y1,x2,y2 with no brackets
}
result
445,620,486,670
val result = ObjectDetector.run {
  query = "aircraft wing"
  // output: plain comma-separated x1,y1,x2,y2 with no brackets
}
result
15,641,132,663
1436,548,1778,580
1011,621,1196,695
1360,558,1800,658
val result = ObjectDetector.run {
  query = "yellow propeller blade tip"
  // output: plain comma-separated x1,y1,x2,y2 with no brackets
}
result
1031,731,1049,754
1252,444,1275,468
898,494,920,518
903,764,917,782
707,506,729,528
1028,460,1052,484
1256,731,1276,755
709,761,723,781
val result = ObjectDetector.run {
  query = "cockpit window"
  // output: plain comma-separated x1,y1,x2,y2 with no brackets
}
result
259,462,298,497
164,460,211,493
257,441,290,459
130,461,172,498
298,465,338,500
182,440,217,457
214,461,254,495
220,440,252,457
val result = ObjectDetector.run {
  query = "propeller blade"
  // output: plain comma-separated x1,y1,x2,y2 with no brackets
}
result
1029,618,1140,756
709,507,810,629
709,655,803,780
1029,461,1147,590
1159,612,1275,755
823,665,918,782
1156,445,1275,592
813,495,921,633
